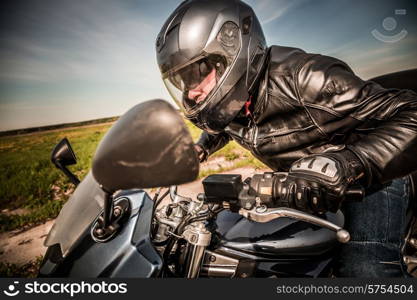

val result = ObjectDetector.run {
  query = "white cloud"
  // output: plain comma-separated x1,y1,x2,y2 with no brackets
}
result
246,0,305,25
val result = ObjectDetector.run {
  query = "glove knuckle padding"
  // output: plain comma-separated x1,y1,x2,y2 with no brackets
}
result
290,156,341,185
270,151,364,213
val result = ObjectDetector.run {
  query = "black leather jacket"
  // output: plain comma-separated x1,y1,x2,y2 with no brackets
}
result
197,46,417,187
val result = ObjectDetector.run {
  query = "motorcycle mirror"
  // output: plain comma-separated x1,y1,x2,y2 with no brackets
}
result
51,138,80,185
51,138,77,167
92,99,199,193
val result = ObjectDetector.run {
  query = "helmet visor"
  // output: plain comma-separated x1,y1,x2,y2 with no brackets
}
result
163,54,229,114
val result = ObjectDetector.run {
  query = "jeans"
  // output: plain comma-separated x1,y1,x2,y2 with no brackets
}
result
335,177,411,277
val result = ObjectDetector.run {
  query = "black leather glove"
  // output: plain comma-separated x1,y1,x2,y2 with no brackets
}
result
273,150,365,213
194,144,208,162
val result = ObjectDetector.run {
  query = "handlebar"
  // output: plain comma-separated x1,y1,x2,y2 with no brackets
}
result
202,173,365,209
169,183,352,243
200,172,366,244
167,171,364,244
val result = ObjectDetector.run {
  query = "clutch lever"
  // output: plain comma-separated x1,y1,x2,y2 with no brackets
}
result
239,207,351,243
169,186,192,203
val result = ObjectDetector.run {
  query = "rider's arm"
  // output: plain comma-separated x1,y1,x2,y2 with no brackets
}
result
297,54,417,187
195,131,231,162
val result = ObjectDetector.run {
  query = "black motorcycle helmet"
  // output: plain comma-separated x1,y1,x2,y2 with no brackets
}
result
156,0,267,134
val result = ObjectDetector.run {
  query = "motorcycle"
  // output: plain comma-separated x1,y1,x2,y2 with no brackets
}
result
38,99,362,278
39,69,417,277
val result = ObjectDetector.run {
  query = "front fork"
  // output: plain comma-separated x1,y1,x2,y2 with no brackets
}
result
182,222,212,278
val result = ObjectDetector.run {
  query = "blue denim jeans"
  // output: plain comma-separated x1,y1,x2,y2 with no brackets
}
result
335,177,411,277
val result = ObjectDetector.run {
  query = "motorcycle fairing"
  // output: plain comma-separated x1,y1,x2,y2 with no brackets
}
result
41,172,163,277
44,171,105,257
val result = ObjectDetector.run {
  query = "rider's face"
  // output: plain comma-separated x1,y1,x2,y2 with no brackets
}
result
163,54,227,113
177,59,217,105
187,68,217,104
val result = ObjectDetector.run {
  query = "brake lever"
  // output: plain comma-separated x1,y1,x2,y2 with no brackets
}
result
239,207,351,243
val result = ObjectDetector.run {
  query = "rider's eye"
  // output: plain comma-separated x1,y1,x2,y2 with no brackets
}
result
199,61,209,76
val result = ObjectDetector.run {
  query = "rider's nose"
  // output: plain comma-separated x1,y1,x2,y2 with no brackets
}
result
188,89,203,101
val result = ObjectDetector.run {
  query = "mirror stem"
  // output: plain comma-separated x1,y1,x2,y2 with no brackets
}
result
56,162,80,186
103,190,113,228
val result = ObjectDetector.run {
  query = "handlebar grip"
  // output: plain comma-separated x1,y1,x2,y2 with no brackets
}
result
344,185,365,202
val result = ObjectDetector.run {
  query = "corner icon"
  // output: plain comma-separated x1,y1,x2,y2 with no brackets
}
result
3,281,20,297
372,9,408,43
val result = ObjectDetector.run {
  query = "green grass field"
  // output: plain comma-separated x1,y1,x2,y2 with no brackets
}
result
0,120,265,233
0,123,110,232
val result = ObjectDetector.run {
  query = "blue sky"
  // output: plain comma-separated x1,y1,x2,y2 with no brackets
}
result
0,0,416,130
